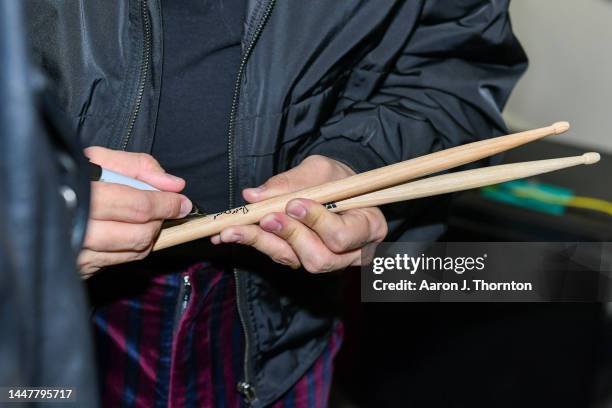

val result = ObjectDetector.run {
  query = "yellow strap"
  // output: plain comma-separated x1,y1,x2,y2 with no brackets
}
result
511,188,612,216
567,197,612,217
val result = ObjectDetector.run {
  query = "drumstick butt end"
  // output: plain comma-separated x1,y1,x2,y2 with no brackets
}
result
552,121,570,134
582,152,601,165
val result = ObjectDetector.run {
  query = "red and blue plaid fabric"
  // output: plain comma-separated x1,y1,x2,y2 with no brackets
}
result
92,262,342,407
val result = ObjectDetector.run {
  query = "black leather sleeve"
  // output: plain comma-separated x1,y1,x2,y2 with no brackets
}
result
292,0,528,174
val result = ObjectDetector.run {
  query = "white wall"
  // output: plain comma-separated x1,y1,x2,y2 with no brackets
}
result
504,0,612,153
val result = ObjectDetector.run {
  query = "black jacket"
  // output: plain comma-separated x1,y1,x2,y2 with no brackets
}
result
25,0,527,406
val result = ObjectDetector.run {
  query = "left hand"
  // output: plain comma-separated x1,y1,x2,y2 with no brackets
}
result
211,155,388,273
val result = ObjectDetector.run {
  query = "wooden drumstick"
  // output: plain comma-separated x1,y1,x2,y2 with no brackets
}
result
326,153,600,212
153,122,570,251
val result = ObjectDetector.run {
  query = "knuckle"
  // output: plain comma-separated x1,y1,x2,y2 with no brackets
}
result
78,251,102,275
307,207,326,229
132,242,153,259
77,252,90,268
368,211,388,242
164,195,183,218
327,229,352,253
307,155,333,176
132,237,150,252
271,254,295,267
303,155,351,180
375,221,388,242
240,231,258,246
225,227,249,244
268,173,290,191
284,225,301,244
130,231,149,251
82,229,96,249
140,246,153,258
132,250,149,261
137,153,160,170
91,183,118,210
136,225,158,251
79,265,97,276
304,254,335,274
83,222,106,250
303,155,326,166
131,194,154,222
90,181,105,198
320,159,337,177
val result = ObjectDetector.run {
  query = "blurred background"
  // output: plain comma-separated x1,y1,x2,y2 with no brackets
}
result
335,2,612,407
505,0,612,154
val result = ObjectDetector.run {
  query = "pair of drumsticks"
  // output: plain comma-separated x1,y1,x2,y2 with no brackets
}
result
153,122,600,251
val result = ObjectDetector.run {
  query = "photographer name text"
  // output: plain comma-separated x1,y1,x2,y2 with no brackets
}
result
373,279,533,292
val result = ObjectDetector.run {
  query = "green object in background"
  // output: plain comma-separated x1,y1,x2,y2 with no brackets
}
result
480,180,575,216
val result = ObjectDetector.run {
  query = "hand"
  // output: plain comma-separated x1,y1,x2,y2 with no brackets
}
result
211,155,388,273
78,147,192,276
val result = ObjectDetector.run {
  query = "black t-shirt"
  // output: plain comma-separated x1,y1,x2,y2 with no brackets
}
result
152,0,245,213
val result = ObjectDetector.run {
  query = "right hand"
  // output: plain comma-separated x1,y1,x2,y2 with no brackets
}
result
78,147,192,276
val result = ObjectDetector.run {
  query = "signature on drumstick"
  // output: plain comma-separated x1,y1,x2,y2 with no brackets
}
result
212,205,250,220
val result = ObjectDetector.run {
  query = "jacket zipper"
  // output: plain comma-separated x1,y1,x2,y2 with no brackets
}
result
229,0,276,404
172,273,192,334
181,274,192,312
121,0,152,151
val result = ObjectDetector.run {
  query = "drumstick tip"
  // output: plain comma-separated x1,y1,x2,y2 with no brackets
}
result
552,121,570,134
582,152,601,165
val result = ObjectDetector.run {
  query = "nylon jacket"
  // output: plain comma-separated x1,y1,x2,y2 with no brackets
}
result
25,1,527,406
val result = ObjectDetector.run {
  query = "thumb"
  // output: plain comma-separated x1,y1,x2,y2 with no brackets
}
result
243,173,296,203
242,155,353,203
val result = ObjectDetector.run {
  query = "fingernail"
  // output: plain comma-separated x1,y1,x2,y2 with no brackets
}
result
224,232,243,243
179,197,192,217
211,235,221,245
247,186,266,196
165,173,184,183
260,217,282,232
288,203,307,219
290,263,301,270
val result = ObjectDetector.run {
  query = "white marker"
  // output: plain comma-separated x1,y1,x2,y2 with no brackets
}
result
88,161,159,191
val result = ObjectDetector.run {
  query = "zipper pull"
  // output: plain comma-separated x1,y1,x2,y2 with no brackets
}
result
181,275,192,311
237,381,256,404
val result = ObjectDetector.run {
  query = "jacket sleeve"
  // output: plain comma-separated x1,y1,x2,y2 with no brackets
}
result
290,0,528,174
